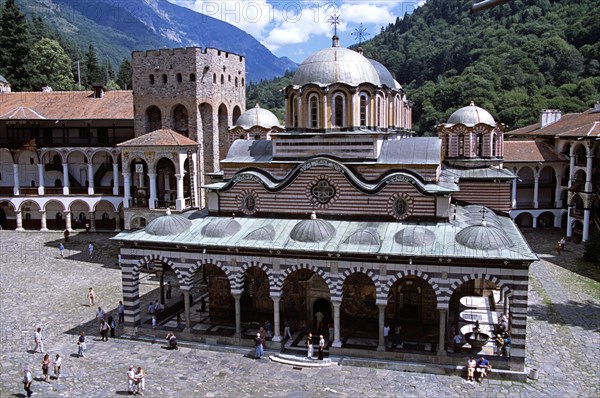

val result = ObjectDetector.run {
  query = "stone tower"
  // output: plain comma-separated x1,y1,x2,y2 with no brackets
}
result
132,47,246,181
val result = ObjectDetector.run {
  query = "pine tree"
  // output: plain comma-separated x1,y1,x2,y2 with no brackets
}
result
84,44,103,87
0,0,33,90
116,58,132,90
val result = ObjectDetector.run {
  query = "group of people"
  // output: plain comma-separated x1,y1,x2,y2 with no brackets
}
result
384,323,403,349
466,356,492,383
22,327,63,397
305,332,326,360
127,365,146,396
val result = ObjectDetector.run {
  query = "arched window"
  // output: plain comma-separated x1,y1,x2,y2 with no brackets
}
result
491,133,497,156
333,94,344,127
145,106,162,133
290,95,299,128
458,134,465,157
359,93,369,127
477,133,484,157
220,75,224,84
172,105,189,135
176,73,182,83
444,134,450,157
376,96,382,126
309,95,319,128
149,75,155,85
190,73,196,82
162,74,167,84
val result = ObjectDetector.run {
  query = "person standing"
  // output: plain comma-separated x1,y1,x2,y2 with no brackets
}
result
99,319,110,341
77,331,86,357
315,311,324,332
118,301,125,324
127,365,136,395
88,288,96,306
254,332,264,359
41,353,50,382
393,324,402,349
22,368,33,397
53,353,62,380
88,242,94,257
59,242,64,258
556,241,562,256
383,324,390,349
135,367,146,396
453,331,464,353
96,306,105,321
503,332,511,357
318,335,325,360
306,333,314,359
284,319,292,340
33,327,44,353
495,332,505,356
118,253,123,268
108,316,116,338
559,237,566,251
63,228,70,242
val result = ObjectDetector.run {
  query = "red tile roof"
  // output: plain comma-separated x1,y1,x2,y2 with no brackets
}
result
507,108,600,138
503,141,567,162
118,129,198,147
0,90,133,120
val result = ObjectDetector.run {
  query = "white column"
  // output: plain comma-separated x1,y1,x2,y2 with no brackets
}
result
585,154,593,192
377,304,386,351
40,210,48,231
532,214,538,228
37,164,45,195
148,173,157,209
533,171,539,209
64,211,72,232
272,297,281,342
13,164,20,195
511,177,517,209
332,301,342,348
114,211,121,232
568,147,576,188
112,163,119,195
583,208,590,242
175,173,185,210
437,308,447,355
123,172,131,208
234,294,241,338
15,210,23,231
62,163,70,195
89,211,96,232
87,163,94,195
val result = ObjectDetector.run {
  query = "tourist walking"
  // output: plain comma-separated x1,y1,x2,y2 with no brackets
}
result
118,300,125,324
318,334,325,360
33,327,44,353
77,331,86,357
88,242,94,257
383,324,390,349
284,319,292,340
99,319,111,341
41,353,51,382
53,353,62,380
135,366,146,396
59,242,64,258
88,287,96,306
63,228,70,242
22,367,33,397
254,332,264,359
107,315,116,338
306,333,314,359
96,306,105,321
127,365,136,395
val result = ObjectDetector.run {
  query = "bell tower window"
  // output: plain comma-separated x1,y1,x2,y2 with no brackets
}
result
359,93,369,127
309,95,319,128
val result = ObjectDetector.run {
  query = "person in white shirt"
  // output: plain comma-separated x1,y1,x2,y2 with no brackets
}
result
53,353,62,380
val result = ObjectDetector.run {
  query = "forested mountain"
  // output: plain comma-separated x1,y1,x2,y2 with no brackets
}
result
248,0,599,134
361,0,599,134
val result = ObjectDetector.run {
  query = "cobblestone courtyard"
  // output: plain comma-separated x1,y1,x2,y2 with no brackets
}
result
0,229,598,397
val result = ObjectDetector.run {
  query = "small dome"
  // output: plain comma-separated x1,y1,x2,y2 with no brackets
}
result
394,227,436,247
343,228,381,246
447,102,496,127
234,104,281,129
368,59,396,89
243,225,276,241
201,218,241,238
292,39,380,87
456,222,513,250
290,212,336,243
145,210,192,236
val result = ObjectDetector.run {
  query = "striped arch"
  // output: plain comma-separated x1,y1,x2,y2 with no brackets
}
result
234,260,274,292
275,263,333,295
448,273,513,299
136,254,185,286
335,266,380,298
185,258,234,289
385,269,442,298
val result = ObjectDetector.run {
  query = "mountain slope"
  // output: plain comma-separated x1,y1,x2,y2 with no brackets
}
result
15,0,296,82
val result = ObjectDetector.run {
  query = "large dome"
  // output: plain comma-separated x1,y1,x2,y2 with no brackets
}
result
292,38,380,87
455,222,513,250
447,102,496,126
234,104,281,129
144,210,192,236
290,212,336,243
368,58,396,89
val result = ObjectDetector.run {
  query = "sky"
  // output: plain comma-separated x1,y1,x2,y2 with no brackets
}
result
167,1,427,63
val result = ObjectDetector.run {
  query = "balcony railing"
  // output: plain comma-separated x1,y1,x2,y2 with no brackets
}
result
45,188,63,195
19,188,39,195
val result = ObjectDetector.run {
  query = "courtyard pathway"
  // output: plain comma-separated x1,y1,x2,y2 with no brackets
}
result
0,229,597,397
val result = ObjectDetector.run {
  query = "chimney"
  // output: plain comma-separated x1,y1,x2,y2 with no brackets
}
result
92,83,104,99
539,109,561,128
